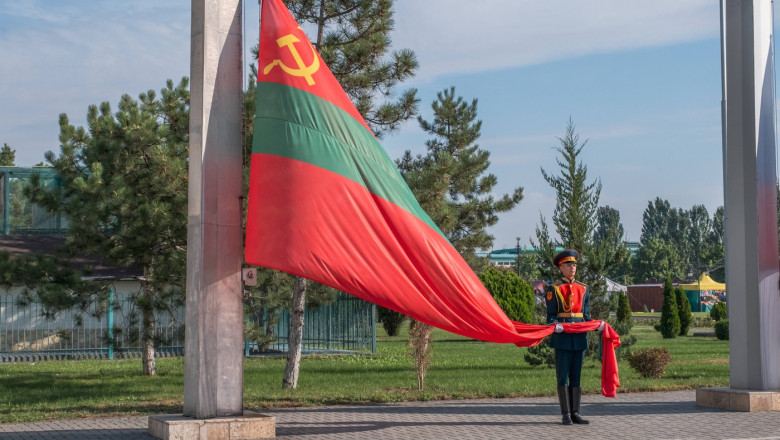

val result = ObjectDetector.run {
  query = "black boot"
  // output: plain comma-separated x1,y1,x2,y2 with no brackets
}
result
569,386,589,424
557,386,572,425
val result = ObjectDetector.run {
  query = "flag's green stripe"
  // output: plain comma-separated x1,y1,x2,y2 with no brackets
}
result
253,81,443,236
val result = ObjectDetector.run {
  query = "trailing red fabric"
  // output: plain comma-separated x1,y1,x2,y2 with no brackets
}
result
247,0,621,400
511,320,621,397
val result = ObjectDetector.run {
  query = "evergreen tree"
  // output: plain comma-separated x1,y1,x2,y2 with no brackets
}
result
397,87,523,390
540,120,601,255
616,291,632,324
710,301,728,321
533,120,621,319
399,87,523,269
675,286,692,336
531,216,561,282
607,291,636,361
377,305,407,336
659,278,681,338
0,143,15,166
26,78,190,375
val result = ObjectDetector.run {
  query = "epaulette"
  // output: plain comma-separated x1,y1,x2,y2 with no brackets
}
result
552,280,563,287
573,280,588,287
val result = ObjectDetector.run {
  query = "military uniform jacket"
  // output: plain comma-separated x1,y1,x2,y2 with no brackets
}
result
545,276,591,350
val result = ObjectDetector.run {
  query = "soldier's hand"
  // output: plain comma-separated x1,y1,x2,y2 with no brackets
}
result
554,323,563,333
598,321,606,332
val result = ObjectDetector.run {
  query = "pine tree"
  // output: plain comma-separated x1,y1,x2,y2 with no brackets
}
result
27,78,190,375
540,120,601,254
399,86,523,268
533,119,623,319
675,286,692,336
0,143,15,166
659,278,681,338
397,87,523,390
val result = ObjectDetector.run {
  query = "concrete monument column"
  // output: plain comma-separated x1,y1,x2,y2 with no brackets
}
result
698,0,780,411
183,0,245,419
150,1,275,437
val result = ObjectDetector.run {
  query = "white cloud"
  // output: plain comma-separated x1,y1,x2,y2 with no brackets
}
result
392,0,718,82
0,2,190,165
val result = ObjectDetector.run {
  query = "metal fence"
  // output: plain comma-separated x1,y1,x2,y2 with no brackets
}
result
0,289,184,361
1,289,375,362
246,292,376,355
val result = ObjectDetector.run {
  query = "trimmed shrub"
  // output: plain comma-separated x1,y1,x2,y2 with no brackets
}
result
714,319,729,340
628,347,672,378
524,338,555,368
479,267,535,324
659,278,681,338
616,291,633,325
710,301,727,321
675,287,692,336
378,306,406,337
692,316,715,328
610,319,637,360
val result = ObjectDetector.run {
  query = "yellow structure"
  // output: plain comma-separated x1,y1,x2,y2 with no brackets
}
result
679,274,727,291
679,274,726,312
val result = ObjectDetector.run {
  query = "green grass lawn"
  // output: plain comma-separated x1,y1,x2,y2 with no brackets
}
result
0,324,729,423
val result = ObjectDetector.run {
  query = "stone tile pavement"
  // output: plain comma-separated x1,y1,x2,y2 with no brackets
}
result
1,391,779,439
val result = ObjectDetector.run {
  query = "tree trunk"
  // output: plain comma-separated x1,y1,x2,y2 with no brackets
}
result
408,319,433,391
141,280,156,376
282,276,307,389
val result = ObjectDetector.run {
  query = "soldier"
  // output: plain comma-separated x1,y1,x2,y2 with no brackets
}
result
545,249,604,425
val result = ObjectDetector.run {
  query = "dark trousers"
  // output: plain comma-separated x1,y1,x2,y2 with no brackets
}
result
554,348,585,387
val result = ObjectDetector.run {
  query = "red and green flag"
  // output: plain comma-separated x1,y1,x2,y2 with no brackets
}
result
245,0,620,396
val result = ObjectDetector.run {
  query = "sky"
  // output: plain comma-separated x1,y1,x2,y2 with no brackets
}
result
0,1,772,250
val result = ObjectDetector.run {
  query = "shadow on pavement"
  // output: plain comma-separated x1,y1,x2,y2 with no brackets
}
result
0,430,155,440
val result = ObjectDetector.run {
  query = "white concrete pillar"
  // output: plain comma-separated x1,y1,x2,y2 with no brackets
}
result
722,0,780,391
184,0,245,418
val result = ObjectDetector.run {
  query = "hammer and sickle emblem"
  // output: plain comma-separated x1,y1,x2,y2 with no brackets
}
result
263,33,320,86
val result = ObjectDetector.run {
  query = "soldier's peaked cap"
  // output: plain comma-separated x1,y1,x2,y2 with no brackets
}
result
554,249,579,267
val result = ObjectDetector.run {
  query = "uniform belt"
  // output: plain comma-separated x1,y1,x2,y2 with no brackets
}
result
557,312,583,318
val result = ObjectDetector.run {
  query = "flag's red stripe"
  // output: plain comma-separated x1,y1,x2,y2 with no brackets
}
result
245,153,621,396
245,153,523,343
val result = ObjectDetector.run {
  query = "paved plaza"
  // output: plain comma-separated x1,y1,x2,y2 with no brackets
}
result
1,390,779,439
